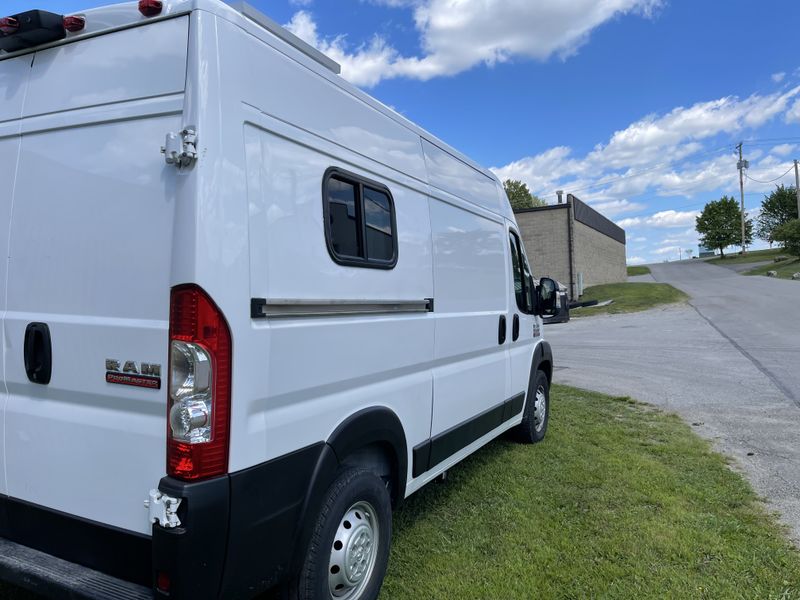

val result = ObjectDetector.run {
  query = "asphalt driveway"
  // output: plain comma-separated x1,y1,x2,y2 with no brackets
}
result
547,260,800,541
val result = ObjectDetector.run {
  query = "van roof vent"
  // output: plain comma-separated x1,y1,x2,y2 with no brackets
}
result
227,1,341,75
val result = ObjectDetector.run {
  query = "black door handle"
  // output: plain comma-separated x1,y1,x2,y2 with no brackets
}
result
498,315,507,345
512,314,520,342
24,323,52,385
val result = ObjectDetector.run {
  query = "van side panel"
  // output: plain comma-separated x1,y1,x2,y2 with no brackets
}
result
0,54,32,498
3,17,189,535
214,18,435,481
422,139,503,214
428,196,509,438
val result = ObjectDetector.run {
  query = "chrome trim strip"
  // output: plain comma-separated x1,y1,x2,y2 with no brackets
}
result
251,298,434,319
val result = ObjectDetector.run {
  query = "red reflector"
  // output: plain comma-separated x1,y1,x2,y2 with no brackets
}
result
63,15,85,33
157,571,171,592
0,17,19,35
138,0,163,17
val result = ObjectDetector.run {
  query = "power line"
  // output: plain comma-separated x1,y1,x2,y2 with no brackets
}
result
744,164,795,184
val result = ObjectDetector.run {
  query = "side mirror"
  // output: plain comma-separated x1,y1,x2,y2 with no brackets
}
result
536,277,558,317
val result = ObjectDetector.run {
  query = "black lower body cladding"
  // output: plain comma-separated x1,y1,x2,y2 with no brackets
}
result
154,442,330,599
0,443,332,599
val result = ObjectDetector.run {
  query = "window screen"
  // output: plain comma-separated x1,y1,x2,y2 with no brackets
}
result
324,169,397,268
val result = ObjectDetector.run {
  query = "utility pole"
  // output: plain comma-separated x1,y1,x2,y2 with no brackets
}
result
679,248,683,261
737,143,749,254
794,159,800,218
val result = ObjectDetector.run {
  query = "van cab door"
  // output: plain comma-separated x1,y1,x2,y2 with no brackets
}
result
507,225,540,400
0,53,34,497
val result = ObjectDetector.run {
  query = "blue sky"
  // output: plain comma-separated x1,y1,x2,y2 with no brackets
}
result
9,0,800,263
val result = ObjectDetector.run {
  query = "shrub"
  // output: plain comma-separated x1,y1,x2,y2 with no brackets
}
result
773,219,800,257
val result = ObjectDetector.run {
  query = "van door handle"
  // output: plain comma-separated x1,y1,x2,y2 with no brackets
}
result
512,314,520,342
498,315,507,345
24,323,52,385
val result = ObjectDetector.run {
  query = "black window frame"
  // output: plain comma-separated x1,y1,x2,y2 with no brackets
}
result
323,167,398,270
509,230,535,314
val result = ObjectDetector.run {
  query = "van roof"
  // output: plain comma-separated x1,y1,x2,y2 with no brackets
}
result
0,0,503,191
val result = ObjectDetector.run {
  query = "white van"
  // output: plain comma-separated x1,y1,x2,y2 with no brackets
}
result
0,2,559,598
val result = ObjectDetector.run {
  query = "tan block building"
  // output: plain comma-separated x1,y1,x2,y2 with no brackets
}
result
515,194,626,299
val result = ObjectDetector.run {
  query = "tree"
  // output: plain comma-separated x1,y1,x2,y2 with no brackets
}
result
755,185,799,243
685,249,693,259
503,179,547,210
695,195,753,259
773,219,800,257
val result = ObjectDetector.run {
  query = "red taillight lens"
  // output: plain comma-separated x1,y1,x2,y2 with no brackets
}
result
138,0,163,17
167,285,231,481
0,17,19,35
63,16,85,33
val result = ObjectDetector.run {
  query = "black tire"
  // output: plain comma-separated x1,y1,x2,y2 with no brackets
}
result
292,468,392,600
515,369,550,444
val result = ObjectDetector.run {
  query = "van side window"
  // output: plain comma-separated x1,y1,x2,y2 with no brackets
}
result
324,169,398,268
509,231,535,313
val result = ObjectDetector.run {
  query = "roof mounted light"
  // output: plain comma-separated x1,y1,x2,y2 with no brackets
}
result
0,17,19,35
63,15,85,33
138,0,163,17
0,11,65,53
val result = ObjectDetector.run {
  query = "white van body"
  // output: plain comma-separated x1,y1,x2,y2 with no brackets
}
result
0,2,555,598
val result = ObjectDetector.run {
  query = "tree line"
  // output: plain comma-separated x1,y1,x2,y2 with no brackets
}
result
696,185,800,258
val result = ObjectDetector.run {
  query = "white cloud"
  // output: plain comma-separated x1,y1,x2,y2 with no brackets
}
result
494,88,800,207
772,72,786,83
627,256,646,265
616,209,699,230
632,236,647,242
646,210,700,228
771,143,795,156
653,245,681,255
288,0,663,87
585,199,646,217
786,99,800,124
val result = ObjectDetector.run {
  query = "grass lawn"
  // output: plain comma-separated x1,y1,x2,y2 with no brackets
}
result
744,257,800,280
573,282,688,316
627,265,651,276
382,385,800,599
704,247,787,265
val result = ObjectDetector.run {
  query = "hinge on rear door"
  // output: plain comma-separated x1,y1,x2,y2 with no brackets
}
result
161,128,198,169
145,489,182,529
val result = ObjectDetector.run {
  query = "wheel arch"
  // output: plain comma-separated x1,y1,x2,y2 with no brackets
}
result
288,407,408,577
532,340,553,384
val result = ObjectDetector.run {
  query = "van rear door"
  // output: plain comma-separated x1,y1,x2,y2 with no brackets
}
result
0,53,33,498
3,16,189,535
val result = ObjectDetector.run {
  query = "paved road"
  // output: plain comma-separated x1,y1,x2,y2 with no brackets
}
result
651,260,800,403
547,260,800,541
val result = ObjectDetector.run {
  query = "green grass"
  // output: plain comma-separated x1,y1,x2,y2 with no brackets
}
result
744,257,800,280
4,387,799,600
573,282,688,316
381,385,800,600
704,247,786,265
627,265,651,276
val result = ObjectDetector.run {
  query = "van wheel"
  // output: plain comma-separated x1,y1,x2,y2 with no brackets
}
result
294,468,392,600
515,370,550,444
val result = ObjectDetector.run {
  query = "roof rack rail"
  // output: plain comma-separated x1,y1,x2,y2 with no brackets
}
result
226,1,341,75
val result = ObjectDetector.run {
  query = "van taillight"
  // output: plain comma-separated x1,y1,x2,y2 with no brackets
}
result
0,17,19,35
139,0,163,17
167,285,231,481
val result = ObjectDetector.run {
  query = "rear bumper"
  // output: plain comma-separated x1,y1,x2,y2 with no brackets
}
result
0,442,330,599
0,537,151,600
